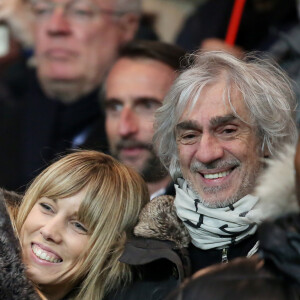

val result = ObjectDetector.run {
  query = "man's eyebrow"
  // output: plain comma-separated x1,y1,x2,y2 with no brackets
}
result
104,97,161,104
176,114,238,131
210,114,237,127
135,97,162,104
104,97,121,104
176,120,201,131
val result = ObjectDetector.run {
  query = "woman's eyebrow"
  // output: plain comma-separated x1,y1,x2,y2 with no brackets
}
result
41,197,57,203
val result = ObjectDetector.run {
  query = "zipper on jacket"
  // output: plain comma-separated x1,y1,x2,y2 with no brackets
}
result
221,248,229,263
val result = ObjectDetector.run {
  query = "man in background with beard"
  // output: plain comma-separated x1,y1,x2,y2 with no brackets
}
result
104,40,186,198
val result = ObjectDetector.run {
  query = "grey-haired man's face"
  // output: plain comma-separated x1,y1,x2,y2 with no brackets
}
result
176,80,264,207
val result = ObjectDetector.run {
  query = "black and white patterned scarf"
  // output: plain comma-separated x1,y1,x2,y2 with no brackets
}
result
174,179,260,250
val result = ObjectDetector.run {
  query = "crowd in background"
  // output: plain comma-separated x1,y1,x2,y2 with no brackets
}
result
0,0,299,299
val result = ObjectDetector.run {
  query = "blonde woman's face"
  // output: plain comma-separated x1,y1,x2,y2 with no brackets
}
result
20,189,89,297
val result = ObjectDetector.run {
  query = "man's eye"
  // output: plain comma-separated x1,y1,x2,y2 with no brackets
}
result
183,134,196,139
177,132,199,145
136,100,161,114
220,127,237,135
71,8,95,18
105,102,123,114
72,221,88,234
33,5,52,16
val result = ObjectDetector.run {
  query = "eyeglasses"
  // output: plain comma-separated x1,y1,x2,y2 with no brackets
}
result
30,0,125,24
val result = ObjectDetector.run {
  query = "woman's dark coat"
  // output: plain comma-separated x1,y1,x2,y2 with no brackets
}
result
0,189,40,299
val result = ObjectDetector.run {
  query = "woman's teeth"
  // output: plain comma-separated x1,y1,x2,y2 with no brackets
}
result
32,244,62,263
203,170,230,179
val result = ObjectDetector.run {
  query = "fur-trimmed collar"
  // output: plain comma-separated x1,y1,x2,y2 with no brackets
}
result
248,144,298,221
0,189,40,299
134,144,298,249
134,195,190,249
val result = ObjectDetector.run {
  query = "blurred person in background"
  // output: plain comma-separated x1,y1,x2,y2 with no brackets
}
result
103,40,186,198
176,0,299,54
0,0,141,191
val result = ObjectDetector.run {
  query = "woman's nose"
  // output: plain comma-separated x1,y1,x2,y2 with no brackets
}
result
40,217,63,244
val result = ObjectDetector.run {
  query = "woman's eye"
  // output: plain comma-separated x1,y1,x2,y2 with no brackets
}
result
73,221,88,234
39,203,53,213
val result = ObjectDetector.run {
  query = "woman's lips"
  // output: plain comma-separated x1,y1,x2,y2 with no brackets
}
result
31,243,63,263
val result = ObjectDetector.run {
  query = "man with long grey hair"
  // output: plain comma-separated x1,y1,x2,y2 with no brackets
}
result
111,51,299,300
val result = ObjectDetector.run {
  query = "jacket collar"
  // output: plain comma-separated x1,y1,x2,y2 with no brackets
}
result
121,144,298,279
133,144,298,246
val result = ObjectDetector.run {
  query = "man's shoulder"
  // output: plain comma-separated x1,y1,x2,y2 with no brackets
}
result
115,233,187,300
105,274,178,300
120,195,192,283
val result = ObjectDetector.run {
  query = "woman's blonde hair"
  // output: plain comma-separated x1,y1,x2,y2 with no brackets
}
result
15,150,149,300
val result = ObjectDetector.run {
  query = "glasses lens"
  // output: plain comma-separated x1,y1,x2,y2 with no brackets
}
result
31,1,53,18
68,2,98,22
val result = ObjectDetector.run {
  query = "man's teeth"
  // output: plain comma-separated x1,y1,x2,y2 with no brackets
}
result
32,244,62,263
204,170,230,179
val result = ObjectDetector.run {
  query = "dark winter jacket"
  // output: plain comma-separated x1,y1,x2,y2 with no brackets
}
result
107,144,299,300
0,65,107,192
0,189,41,299
176,0,298,52
0,190,83,300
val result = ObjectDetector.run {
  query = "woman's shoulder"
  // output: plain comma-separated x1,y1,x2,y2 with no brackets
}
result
0,189,22,219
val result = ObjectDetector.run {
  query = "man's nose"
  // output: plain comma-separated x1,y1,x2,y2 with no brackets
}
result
194,133,224,164
40,217,63,244
47,8,72,35
119,107,139,137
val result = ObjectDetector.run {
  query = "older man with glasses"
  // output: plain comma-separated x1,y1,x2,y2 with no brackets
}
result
0,0,140,191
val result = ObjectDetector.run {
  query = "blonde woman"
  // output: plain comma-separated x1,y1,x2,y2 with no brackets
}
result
1,150,149,299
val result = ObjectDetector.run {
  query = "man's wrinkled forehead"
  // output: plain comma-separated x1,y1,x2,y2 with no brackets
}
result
177,80,254,131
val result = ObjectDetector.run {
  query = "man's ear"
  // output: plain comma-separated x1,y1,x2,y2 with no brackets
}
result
119,13,140,43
